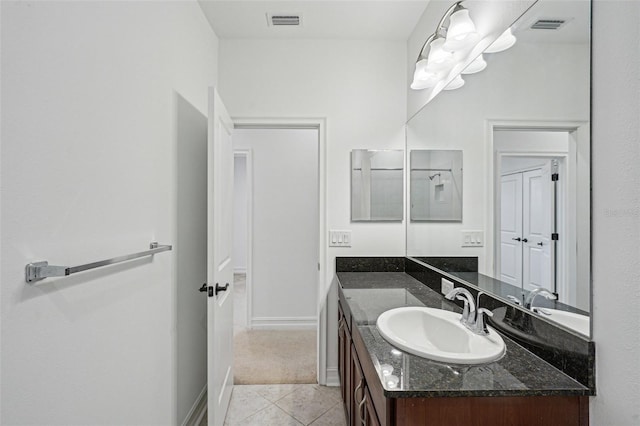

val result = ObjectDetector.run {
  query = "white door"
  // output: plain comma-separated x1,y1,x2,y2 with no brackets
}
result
500,173,523,286
522,165,553,292
207,87,234,426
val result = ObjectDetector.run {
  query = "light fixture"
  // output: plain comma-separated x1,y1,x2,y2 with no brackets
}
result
427,36,454,71
410,1,479,91
443,3,479,51
411,35,439,90
485,27,517,53
444,75,465,90
410,73,438,90
461,54,486,74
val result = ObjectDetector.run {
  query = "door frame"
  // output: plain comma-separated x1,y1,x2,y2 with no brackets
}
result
486,119,590,307
232,117,328,385
233,150,253,330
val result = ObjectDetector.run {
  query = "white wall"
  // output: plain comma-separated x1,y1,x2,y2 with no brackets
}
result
219,38,407,377
590,1,640,424
233,128,319,328
1,2,219,424
219,40,407,261
233,155,248,273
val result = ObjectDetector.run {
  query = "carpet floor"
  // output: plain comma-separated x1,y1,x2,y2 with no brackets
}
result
234,329,317,385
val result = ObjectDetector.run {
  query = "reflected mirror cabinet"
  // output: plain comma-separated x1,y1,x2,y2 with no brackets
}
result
405,0,591,338
410,150,463,222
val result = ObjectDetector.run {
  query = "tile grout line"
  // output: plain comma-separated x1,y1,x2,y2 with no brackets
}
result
306,400,341,426
225,389,272,425
225,384,343,426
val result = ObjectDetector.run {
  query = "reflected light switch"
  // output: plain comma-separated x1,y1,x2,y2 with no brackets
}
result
461,230,484,247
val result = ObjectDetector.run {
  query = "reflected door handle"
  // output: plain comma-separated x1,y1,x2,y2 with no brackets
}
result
198,283,207,292
512,237,521,241
522,238,528,243
215,283,229,296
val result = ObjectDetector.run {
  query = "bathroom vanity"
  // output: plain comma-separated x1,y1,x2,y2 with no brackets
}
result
336,259,592,426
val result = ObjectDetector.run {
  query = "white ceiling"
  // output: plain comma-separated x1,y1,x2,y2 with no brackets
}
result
197,0,590,43
197,1,430,41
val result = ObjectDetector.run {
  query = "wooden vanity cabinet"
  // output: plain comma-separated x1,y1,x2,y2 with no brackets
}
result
352,344,382,426
339,300,389,426
337,295,589,426
338,302,352,424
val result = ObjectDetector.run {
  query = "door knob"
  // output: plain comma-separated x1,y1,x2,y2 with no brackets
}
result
512,237,521,241
537,242,544,246
199,283,214,297
215,283,229,296
522,238,528,243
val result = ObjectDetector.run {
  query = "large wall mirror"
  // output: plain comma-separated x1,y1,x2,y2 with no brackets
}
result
406,0,591,337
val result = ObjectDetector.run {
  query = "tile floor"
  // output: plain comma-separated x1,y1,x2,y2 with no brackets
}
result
222,384,346,425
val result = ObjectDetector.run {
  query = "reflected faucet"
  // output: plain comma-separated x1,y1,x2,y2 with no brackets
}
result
524,288,557,310
445,288,493,336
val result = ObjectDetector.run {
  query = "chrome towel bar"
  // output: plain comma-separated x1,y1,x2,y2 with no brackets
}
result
25,242,172,283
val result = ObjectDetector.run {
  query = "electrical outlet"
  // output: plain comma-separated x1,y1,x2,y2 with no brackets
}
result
441,278,454,295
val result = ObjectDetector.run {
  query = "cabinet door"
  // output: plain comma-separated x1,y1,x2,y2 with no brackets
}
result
351,344,365,426
338,305,352,423
363,387,381,426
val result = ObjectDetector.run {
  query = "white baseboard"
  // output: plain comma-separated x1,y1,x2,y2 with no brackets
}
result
251,316,317,330
182,385,207,426
234,267,247,274
325,367,340,387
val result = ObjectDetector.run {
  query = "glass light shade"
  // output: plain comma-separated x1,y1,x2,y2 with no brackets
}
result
413,58,429,79
461,54,487,74
485,28,517,53
426,37,453,71
411,78,437,90
443,75,465,90
411,73,438,90
411,59,439,90
443,9,479,51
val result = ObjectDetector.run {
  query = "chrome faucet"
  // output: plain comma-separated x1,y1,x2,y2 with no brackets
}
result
445,287,475,323
445,288,493,336
524,288,557,310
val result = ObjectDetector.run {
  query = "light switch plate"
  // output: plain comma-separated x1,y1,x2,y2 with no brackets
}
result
461,230,484,247
329,230,352,247
441,278,454,295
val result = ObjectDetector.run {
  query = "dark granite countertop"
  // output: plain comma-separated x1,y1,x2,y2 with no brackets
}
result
337,272,590,398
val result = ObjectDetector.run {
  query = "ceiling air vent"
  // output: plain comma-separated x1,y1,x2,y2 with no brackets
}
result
530,19,567,30
267,14,301,27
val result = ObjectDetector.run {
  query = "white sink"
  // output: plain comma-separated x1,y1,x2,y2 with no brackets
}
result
534,308,590,336
376,307,505,364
